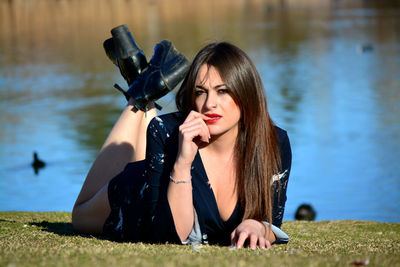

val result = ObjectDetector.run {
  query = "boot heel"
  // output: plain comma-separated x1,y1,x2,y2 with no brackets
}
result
103,38,118,66
111,25,144,61
110,25,148,86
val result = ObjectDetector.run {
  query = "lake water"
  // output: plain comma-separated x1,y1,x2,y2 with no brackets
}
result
0,0,399,223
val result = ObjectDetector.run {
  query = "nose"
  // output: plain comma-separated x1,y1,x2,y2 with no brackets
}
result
205,91,217,110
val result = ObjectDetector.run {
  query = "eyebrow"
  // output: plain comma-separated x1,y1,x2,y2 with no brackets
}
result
195,84,228,90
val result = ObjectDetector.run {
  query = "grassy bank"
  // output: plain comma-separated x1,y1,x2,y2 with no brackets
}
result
0,212,399,266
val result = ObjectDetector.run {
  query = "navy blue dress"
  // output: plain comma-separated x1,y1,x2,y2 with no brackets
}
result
103,112,292,245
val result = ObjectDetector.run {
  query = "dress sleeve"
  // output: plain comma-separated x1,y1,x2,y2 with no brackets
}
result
271,129,292,229
143,116,181,244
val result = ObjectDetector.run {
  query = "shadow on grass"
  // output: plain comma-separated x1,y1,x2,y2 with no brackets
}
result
28,221,124,242
29,221,77,236
1,218,92,239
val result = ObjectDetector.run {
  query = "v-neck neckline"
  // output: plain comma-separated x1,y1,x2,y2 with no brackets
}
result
194,151,239,224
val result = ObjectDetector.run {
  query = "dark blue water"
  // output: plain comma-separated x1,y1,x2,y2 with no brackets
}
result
0,0,399,222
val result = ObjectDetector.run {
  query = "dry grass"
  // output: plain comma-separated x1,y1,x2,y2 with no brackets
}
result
0,212,399,266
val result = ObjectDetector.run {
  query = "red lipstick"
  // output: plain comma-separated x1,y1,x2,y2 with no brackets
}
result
205,113,222,124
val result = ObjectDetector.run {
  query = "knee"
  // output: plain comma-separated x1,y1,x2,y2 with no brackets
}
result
71,204,93,234
71,202,108,235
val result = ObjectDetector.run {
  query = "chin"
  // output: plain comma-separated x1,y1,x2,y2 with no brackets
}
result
209,129,227,137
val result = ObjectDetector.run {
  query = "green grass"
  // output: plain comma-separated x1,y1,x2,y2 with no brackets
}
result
0,212,399,266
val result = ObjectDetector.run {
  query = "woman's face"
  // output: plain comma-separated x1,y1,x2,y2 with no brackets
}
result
194,64,241,138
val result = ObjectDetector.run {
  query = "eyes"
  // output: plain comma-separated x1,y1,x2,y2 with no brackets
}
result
218,89,229,95
194,88,230,96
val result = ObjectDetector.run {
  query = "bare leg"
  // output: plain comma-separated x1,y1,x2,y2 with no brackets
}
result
72,99,157,234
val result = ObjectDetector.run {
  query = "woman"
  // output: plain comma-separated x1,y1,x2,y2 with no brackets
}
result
72,40,291,249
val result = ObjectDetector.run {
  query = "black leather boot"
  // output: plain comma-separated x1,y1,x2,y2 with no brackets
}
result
126,40,190,111
103,25,148,87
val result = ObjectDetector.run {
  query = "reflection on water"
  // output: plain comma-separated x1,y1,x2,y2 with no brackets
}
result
0,0,399,222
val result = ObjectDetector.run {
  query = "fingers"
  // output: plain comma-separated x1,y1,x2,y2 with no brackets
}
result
249,233,258,249
258,236,267,250
266,240,271,249
236,231,249,249
176,111,211,166
180,111,210,143
230,230,237,246
184,110,210,122
231,230,271,250
180,119,209,142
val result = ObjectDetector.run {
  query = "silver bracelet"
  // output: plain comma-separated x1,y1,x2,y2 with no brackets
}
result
169,175,192,184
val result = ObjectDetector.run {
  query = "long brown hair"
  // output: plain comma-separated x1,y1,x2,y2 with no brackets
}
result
176,42,281,223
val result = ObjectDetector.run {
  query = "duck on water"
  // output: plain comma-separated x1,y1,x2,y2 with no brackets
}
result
32,151,46,174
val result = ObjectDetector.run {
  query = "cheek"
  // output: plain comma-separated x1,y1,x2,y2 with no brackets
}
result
228,100,238,110
227,99,241,118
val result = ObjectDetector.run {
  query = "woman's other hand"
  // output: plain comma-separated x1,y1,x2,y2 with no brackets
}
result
176,110,210,167
231,219,275,249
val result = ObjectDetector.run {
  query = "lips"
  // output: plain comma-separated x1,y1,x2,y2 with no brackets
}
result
205,113,222,124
